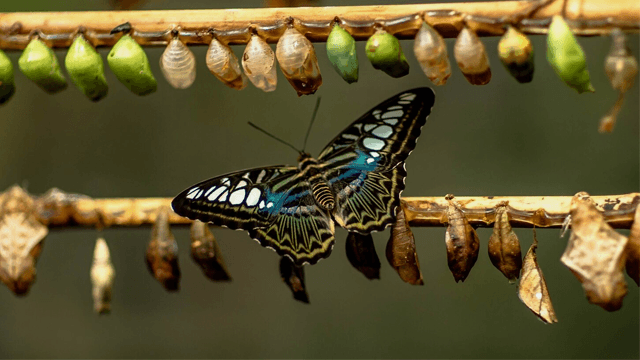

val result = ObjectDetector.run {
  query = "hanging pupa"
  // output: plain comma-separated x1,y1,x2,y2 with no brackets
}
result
488,202,522,282
190,221,231,281
107,27,157,96
366,28,410,78
206,36,247,90
626,204,640,286
547,15,594,93
65,34,108,101
279,256,309,303
498,26,534,83
326,23,358,84
18,38,67,94
453,27,491,85
90,237,115,314
413,21,451,86
160,34,196,89
346,233,380,280
0,49,16,104
276,26,322,95
145,206,181,291
444,195,480,282
242,34,277,92
385,202,423,285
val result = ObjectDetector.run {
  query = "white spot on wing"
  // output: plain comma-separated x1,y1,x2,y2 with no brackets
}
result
266,202,274,208
186,188,199,199
218,190,229,202
370,151,380,158
236,180,248,189
246,188,261,207
388,105,403,110
384,118,399,126
342,133,358,140
372,125,393,138
221,177,231,186
382,110,403,119
364,124,376,132
259,200,266,209
208,186,226,201
372,109,381,119
256,170,266,183
398,100,410,104
204,186,217,197
366,158,374,164
189,189,203,199
229,189,246,205
400,93,416,100
535,292,542,300
363,137,385,151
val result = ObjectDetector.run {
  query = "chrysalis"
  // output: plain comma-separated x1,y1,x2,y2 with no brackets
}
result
326,23,358,84
145,206,181,291
385,202,423,285
561,192,628,311
626,204,640,286
345,233,380,280
444,195,480,282
547,15,594,93
488,203,522,283
366,28,410,78
0,49,15,104
90,237,115,314
18,38,68,94
518,229,558,324
498,26,534,83
279,256,309,303
453,27,491,85
0,186,48,295
276,27,322,95
190,221,231,281
65,34,109,101
160,35,196,89
107,33,157,96
242,34,277,92
206,37,247,90
413,21,451,86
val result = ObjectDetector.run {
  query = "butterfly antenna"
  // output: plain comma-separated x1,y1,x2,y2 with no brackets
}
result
302,97,321,153
248,122,302,154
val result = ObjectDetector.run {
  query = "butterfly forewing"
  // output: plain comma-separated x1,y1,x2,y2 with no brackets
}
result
319,88,435,233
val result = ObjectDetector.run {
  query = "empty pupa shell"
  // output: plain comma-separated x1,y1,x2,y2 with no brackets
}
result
206,37,247,90
242,34,277,92
160,37,196,89
279,256,309,303
413,21,451,86
366,29,410,78
65,35,108,101
276,27,322,95
145,206,181,291
326,24,358,84
604,28,638,94
547,15,594,93
385,203,423,285
190,221,231,281
498,26,534,83
90,237,115,314
107,34,157,96
0,49,16,104
346,233,380,280
454,27,491,85
18,38,67,94
444,196,480,282
488,203,522,282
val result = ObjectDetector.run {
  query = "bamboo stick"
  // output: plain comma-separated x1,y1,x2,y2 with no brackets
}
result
0,0,638,50
26,188,638,229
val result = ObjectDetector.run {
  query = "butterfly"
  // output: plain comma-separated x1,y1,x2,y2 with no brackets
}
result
172,88,435,266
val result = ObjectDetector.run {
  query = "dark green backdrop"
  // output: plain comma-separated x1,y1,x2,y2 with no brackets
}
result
0,0,638,358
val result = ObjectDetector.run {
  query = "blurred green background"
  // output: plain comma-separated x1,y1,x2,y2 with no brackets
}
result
0,0,638,358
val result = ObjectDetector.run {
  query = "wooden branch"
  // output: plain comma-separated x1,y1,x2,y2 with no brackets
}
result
26,187,638,229
1,0,638,50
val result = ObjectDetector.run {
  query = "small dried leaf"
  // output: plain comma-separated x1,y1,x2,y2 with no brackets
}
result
561,192,628,311
345,233,380,280
518,229,558,324
279,256,309,303
444,197,479,282
488,204,522,282
145,206,181,291
626,204,640,286
190,221,231,282
385,203,423,285
91,237,115,314
276,27,322,95
0,186,48,295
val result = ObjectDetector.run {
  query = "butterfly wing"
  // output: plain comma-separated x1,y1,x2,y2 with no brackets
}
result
172,166,334,265
318,87,435,233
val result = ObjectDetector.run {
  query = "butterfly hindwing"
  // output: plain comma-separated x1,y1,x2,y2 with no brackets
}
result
318,88,435,233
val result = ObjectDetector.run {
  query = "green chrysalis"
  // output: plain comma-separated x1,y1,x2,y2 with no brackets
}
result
365,29,409,78
326,24,358,84
0,49,16,104
65,35,108,102
18,38,68,94
107,34,157,96
547,16,594,93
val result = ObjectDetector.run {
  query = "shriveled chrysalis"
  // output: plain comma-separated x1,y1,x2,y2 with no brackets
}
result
488,202,522,283
444,195,480,282
242,34,277,92
386,202,423,285
19,38,68,94
206,37,248,90
276,26,322,95
160,35,196,89
145,206,181,291
190,221,231,281
413,21,451,86
279,256,309,303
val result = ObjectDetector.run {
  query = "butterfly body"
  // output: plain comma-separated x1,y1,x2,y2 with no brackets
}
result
172,88,435,266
